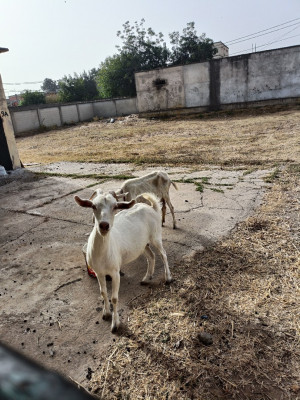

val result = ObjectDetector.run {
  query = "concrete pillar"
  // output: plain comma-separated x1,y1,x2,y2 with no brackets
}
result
0,74,21,170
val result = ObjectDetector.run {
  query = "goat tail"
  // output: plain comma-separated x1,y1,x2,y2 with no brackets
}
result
135,193,161,213
171,180,178,190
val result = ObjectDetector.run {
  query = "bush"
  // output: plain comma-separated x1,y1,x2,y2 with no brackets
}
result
20,91,46,106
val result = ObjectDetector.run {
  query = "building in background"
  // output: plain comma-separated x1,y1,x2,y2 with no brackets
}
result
213,41,229,58
7,94,23,107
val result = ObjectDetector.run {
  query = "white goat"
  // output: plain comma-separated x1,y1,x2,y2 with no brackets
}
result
117,171,178,229
74,190,172,332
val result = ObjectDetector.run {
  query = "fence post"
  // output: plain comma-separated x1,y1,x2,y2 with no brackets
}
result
36,108,42,128
58,105,63,127
76,103,80,122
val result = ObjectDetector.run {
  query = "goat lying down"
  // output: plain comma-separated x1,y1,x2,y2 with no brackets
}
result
75,190,172,332
116,170,178,229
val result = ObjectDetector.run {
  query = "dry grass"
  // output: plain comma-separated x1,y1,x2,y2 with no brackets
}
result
89,167,299,400
16,107,300,166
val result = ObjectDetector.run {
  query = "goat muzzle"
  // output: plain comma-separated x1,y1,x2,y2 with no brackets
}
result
99,221,110,235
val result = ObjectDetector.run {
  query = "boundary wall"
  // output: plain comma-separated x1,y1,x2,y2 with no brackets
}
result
10,97,138,136
135,45,300,113
8,45,300,135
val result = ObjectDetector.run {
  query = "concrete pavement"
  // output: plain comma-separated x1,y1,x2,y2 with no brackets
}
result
0,163,272,385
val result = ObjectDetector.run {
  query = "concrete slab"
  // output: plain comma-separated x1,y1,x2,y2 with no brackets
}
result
0,174,99,212
0,164,273,386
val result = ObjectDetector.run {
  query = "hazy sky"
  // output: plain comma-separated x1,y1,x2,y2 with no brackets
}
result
1,0,300,95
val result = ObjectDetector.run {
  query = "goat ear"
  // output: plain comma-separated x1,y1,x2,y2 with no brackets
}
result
109,190,127,200
89,191,97,200
115,199,136,210
109,190,118,200
74,195,95,209
89,188,103,200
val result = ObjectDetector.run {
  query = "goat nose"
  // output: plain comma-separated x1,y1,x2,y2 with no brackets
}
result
99,222,109,231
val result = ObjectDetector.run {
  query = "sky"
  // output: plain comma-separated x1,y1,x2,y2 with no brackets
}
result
1,0,300,96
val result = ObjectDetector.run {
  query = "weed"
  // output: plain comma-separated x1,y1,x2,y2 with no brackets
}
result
210,187,224,193
176,177,212,192
264,167,281,183
195,183,204,192
201,177,211,184
178,178,195,184
243,168,257,176
214,183,234,187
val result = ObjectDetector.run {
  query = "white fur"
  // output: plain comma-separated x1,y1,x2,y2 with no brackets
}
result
75,191,172,332
117,171,178,229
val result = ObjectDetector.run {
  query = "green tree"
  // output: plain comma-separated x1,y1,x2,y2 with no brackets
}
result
20,90,46,106
41,78,58,93
97,53,137,98
169,22,217,65
97,19,169,98
116,19,169,70
58,70,99,102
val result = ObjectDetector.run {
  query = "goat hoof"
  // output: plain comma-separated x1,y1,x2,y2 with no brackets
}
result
120,270,125,277
165,278,173,285
102,314,111,321
111,325,119,333
140,280,149,286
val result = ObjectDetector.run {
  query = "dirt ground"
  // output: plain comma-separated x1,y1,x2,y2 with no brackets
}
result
16,105,300,166
1,107,299,399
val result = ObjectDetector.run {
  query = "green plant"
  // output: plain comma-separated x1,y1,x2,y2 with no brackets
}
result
96,20,215,98
41,78,58,93
195,183,204,192
58,69,99,102
201,177,211,184
210,187,224,193
169,22,217,65
20,90,46,106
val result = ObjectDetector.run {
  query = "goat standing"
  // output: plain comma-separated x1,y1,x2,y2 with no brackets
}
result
117,171,178,229
74,190,172,332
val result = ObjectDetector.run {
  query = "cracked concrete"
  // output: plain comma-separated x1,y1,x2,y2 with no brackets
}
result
0,163,273,386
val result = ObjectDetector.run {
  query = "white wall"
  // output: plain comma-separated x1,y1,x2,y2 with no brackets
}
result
93,100,116,117
39,107,61,128
10,46,300,135
116,98,138,115
136,66,184,112
219,49,300,104
61,105,79,124
12,110,40,133
78,103,94,121
135,45,300,113
11,97,138,135
184,63,210,107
